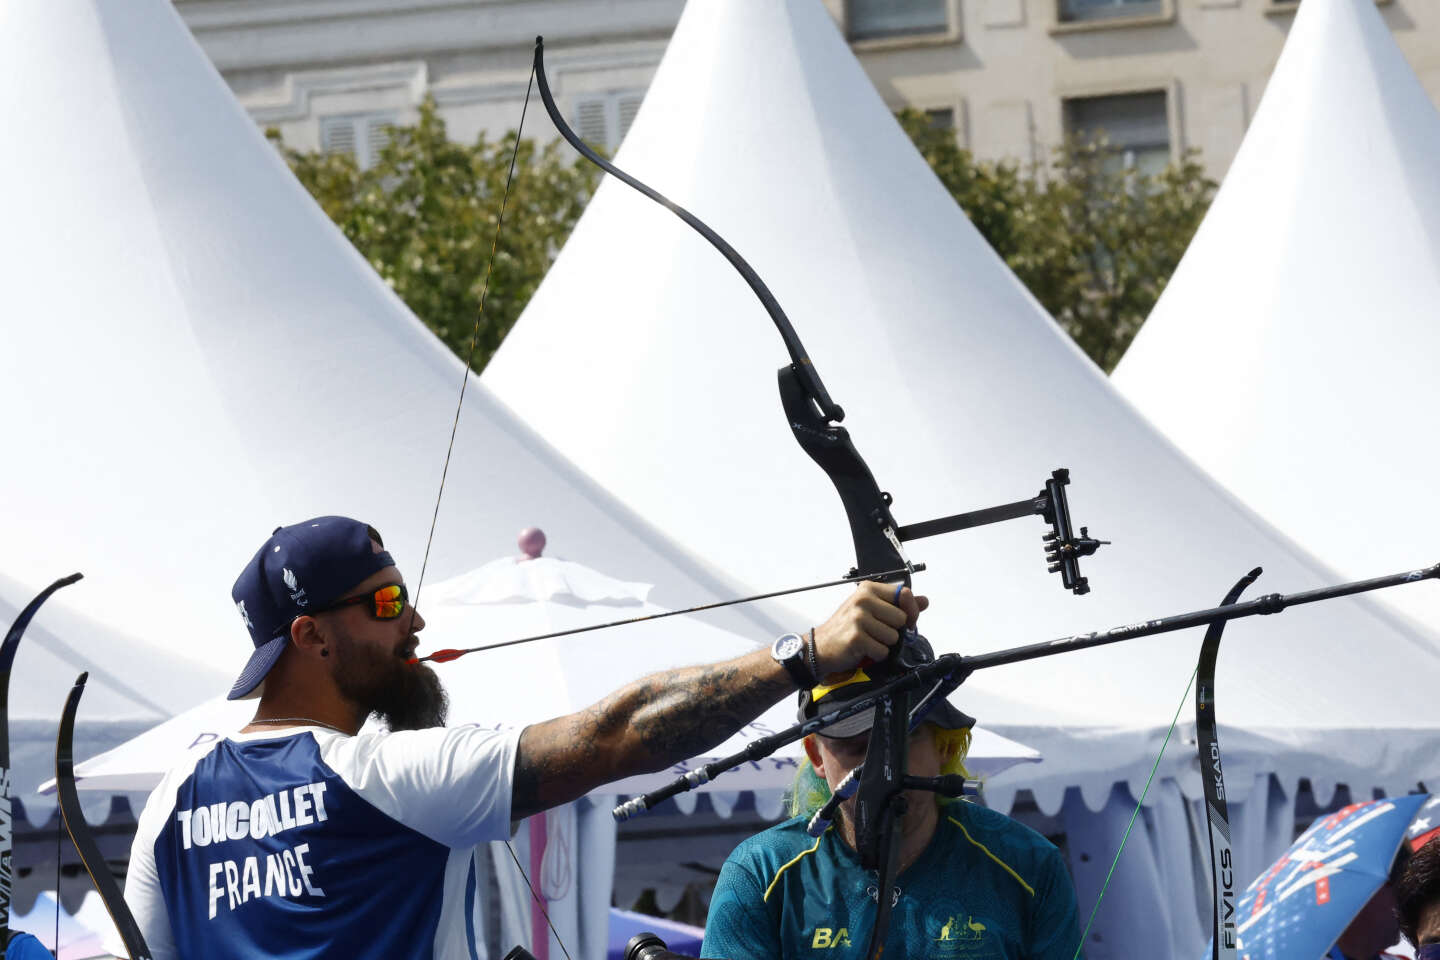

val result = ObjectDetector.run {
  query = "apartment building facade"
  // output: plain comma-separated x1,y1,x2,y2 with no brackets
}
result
179,0,1440,178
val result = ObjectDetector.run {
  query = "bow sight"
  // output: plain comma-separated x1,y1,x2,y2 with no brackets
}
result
899,467,1108,595
778,369,1106,595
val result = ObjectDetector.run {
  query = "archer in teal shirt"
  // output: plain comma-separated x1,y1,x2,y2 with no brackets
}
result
702,800,1081,960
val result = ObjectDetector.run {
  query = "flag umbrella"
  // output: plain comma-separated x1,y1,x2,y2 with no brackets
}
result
1209,793,1431,959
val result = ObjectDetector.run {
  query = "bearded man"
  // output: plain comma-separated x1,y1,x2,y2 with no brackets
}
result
125,516,921,960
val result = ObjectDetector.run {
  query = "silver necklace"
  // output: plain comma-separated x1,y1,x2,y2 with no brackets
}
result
247,717,350,735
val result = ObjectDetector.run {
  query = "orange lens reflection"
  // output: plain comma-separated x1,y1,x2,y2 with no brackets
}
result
374,585,405,619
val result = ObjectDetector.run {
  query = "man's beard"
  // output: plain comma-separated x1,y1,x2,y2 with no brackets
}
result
331,629,449,731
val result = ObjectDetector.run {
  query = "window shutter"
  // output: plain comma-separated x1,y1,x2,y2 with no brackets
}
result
575,98,609,148
617,94,644,143
364,117,394,168
924,108,955,131
320,116,359,159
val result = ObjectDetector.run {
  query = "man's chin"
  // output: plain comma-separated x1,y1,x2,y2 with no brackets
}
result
374,663,449,731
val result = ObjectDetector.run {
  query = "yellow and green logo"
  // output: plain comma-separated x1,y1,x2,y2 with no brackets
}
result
810,927,852,949
936,915,987,942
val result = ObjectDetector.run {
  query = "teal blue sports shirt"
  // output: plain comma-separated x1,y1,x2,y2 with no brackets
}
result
702,801,1082,960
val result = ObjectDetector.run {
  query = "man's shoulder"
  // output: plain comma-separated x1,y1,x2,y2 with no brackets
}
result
724,815,826,872
941,801,1062,866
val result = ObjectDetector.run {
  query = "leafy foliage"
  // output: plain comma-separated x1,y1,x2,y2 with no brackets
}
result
898,110,1217,371
270,101,1210,375
268,99,598,370
899,110,1030,263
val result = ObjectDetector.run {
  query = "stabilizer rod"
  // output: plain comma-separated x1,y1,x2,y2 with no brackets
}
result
614,560,1439,820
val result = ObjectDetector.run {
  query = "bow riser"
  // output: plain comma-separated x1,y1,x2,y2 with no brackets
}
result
778,367,910,582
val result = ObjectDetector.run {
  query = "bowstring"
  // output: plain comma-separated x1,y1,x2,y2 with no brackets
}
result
401,63,576,960
1070,661,1199,960
55,815,62,956
408,67,535,627
503,837,575,960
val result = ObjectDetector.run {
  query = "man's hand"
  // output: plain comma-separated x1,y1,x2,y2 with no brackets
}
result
811,582,928,679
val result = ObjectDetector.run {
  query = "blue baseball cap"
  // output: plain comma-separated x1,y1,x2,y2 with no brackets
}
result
228,516,396,700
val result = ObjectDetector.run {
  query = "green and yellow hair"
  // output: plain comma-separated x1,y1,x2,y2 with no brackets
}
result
787,723,973,818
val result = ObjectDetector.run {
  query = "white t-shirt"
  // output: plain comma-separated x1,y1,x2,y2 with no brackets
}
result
126,723,520,960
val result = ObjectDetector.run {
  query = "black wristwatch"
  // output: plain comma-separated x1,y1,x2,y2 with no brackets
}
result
771,632,816,690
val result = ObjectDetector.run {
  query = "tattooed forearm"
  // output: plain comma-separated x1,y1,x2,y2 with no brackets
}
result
511,649,790,819
626,659,790,759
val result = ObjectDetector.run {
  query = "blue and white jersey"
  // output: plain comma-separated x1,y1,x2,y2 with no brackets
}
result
126,724,520,960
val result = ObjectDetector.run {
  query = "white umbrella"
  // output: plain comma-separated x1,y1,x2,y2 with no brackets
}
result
49,534,1040,794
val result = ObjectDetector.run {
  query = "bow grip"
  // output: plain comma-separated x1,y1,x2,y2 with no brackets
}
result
778,366,910,585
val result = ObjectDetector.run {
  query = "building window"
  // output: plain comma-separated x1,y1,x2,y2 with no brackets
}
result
1058,0,1163,23
1064,91,1171,176
848,0,948,41
573,90,646,152
319,112,396,170
924,108,956,131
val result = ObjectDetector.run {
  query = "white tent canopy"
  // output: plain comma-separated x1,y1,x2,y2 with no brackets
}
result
0,0,812,712
1111,0,1440,634
484,0,1440,813
0,573,226,802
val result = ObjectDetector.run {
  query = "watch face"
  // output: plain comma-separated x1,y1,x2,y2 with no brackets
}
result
773,633,804,660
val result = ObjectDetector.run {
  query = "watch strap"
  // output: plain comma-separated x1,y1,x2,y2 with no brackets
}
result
805,629,819,686
773,633,817,690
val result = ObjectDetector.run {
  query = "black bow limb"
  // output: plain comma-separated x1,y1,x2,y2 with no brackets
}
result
1196,568,1260,960
0,572,83,945
55,673,153,960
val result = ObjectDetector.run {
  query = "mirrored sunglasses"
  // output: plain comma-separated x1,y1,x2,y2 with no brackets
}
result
320,583,408,620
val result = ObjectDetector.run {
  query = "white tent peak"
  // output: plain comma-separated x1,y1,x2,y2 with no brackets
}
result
1111,0,1440,632
485,0,1440,820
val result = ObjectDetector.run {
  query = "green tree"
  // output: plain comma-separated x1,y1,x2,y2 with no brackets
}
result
898,110,1216,371
896,109,1028,260
1011,137,1215,371
268,99,599,370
